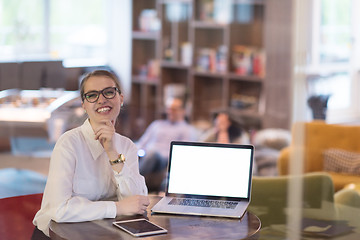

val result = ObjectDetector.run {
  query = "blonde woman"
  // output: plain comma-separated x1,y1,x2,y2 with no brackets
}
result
32,70,149,238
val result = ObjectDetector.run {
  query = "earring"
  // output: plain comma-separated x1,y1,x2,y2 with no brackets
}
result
121,103,124,107
84,110,87,114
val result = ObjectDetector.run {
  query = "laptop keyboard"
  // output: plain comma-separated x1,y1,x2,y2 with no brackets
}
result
168,198,238,209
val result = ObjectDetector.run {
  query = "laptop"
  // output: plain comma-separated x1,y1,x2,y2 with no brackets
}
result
151,141,254,218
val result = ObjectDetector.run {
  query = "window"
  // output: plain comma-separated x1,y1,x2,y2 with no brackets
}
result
0,0,107,66
50,0,107,66
0,0,46,60
319,0,351,64
308,0,360,123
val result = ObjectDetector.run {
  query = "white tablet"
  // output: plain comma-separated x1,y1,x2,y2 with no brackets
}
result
113,218,167,237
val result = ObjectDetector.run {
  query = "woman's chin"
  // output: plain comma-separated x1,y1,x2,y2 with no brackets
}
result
94,114,115,123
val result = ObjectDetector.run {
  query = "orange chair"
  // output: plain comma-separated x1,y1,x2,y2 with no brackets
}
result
278,121,360,191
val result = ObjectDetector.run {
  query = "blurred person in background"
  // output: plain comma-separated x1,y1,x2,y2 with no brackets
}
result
200,111,249,144
137,97,197,191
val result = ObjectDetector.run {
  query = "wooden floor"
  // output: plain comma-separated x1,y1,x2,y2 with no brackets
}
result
0,152,49,198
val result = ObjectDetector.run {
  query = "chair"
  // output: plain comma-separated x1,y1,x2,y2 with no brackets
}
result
249,172,360,231
0,62,21,90
20,61,65,90
248,172,337,227
0,193,43,240
278,121,360,191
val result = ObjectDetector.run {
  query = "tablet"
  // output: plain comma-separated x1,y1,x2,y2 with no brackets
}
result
113,218,167,237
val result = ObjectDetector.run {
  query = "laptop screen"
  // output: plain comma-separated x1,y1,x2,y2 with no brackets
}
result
166,141,254,200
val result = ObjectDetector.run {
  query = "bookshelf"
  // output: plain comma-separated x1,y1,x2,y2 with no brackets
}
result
129,0,277,139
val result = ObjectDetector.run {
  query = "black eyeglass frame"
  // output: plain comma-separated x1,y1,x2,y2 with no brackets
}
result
83,87,121,103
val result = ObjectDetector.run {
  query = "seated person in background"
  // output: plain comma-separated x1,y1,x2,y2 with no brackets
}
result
200,111,250,144
137,97,198,189
32,70,149,239
200,111,256,175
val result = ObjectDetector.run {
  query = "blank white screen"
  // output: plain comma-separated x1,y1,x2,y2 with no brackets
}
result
167,144,252,198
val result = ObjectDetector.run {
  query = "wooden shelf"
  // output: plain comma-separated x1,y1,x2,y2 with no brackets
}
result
233,0,265,5
229,107,263,118
159,0,191,3
132,31,160,40
130,0,269,138
132,75,159,85
192,21,228,29
192,70,226,78
228,73,264,82
161,61,191,70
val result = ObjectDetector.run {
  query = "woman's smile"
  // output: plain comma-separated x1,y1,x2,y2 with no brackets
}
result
96,106,112,113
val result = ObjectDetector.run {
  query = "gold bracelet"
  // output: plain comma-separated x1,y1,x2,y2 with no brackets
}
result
109,154,125,165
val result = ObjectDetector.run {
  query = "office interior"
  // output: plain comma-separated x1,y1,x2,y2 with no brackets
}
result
1,0,360,239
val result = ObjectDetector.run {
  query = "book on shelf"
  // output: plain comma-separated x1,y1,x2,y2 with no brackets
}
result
232,45,265,77
196,45,228,73
231,94,257,110
181,42,192,66
199,0,232,24
138,9,160,32
136,59,160,80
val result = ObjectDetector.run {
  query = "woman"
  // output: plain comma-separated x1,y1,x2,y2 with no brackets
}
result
200,112,249,144
32,70,149,238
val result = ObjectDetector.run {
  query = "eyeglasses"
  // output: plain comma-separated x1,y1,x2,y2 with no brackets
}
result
83,87,121,103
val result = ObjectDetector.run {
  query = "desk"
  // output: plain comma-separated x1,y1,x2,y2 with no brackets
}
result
49,195,261,240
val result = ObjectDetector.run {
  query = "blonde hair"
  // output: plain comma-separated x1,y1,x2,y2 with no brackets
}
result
80,70,121,102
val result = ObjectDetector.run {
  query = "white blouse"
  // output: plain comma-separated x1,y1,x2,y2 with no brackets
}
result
33,119,148,236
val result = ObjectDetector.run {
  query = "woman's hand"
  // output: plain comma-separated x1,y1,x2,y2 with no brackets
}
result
94,120,116,153
94,120,125,172
115,195,150,216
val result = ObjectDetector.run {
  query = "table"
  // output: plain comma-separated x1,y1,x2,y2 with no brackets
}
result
49,195,261,240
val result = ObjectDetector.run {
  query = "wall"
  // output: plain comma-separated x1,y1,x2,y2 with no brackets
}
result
262,0,294,129
107,0,132,103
